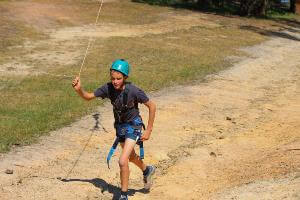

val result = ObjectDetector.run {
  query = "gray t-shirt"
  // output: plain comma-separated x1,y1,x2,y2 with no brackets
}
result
94,82,149,123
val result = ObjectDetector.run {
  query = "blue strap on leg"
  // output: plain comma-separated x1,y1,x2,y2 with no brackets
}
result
107,119,145,169
133,118,145,160
106,137,119,169
135,130,144,160
139,141,144,159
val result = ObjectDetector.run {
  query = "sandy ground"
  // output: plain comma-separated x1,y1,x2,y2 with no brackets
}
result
0,25,299,200
0,0,300,199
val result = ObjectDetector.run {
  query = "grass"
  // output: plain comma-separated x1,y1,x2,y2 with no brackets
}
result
0,19,46,64
95,26,264,89
0,0,289,152
267,10,300,20
0,75,101,151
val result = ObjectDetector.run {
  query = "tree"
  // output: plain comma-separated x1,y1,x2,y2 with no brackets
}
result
196,0,228,9
240,0,269,16
290,0,296,13
260,0,268,15
197,0,212,7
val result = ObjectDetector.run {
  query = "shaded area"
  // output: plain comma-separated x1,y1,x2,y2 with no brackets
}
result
132,0,300,29
133,0,300,42
273,17,300,27
240,25,300,41
132,0,297,16
92,113,100,130
132,0,241,15
92,113,109,132
61,178,148,199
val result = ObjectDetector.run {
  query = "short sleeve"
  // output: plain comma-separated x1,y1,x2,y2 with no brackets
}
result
135,87,149,103
94,84,109,99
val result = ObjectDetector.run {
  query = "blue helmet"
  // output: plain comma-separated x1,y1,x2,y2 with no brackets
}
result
110,59,130,77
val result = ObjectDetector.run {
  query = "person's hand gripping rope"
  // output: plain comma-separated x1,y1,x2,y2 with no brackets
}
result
72,77,81,91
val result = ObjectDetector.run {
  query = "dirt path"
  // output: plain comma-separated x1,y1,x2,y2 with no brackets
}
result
1,29,300,200
1,4,218,76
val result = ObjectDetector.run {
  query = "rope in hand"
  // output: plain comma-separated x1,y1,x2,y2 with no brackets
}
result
61,0,104,181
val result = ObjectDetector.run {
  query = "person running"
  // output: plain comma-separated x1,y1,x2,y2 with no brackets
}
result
72,59,156,200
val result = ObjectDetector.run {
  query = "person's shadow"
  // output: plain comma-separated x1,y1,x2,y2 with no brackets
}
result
60,178,148,199
92,113,108,133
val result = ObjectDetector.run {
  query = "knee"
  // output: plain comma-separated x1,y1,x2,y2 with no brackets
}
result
119,157,128,168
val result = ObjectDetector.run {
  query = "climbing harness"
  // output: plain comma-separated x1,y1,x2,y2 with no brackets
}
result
106,118,145,169
107,82,138,123
106,83,145,169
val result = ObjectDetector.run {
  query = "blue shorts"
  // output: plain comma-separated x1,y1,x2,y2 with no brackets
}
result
115,117,144,143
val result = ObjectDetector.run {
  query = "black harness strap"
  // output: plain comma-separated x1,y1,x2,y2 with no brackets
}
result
108,82,132,124
123,85,129,109
106,83,145,169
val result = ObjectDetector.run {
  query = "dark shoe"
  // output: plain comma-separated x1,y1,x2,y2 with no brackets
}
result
119,194,128,200
143,165,156,190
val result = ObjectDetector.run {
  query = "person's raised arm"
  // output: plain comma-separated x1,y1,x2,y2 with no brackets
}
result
72,76,95,101
141,100,156,141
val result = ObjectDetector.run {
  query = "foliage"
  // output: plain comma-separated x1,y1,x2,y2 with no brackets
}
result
133,0,297,16
132,0,178,5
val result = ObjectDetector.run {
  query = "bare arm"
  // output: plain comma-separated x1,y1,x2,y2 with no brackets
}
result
141,100,156,141
72,76,96,101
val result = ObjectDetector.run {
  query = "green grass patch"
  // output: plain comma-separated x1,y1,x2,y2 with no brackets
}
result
0,23,265,152
0,0,268,152
0,75,102,152
267,10,300,20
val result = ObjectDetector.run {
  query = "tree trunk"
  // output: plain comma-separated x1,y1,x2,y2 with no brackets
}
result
239,0,268,16
258,0,268,16
290,0,296,13
197,0,212,7
239,0,249,16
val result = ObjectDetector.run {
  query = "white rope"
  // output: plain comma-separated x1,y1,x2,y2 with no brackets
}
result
61,0,105,180
78,0,104,77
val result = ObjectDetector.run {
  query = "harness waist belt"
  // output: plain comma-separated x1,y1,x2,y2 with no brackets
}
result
106,120,145,169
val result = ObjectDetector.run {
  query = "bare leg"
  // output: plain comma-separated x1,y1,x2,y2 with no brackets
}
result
119,138,137,192
120,143,147,172
120,140,154,192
